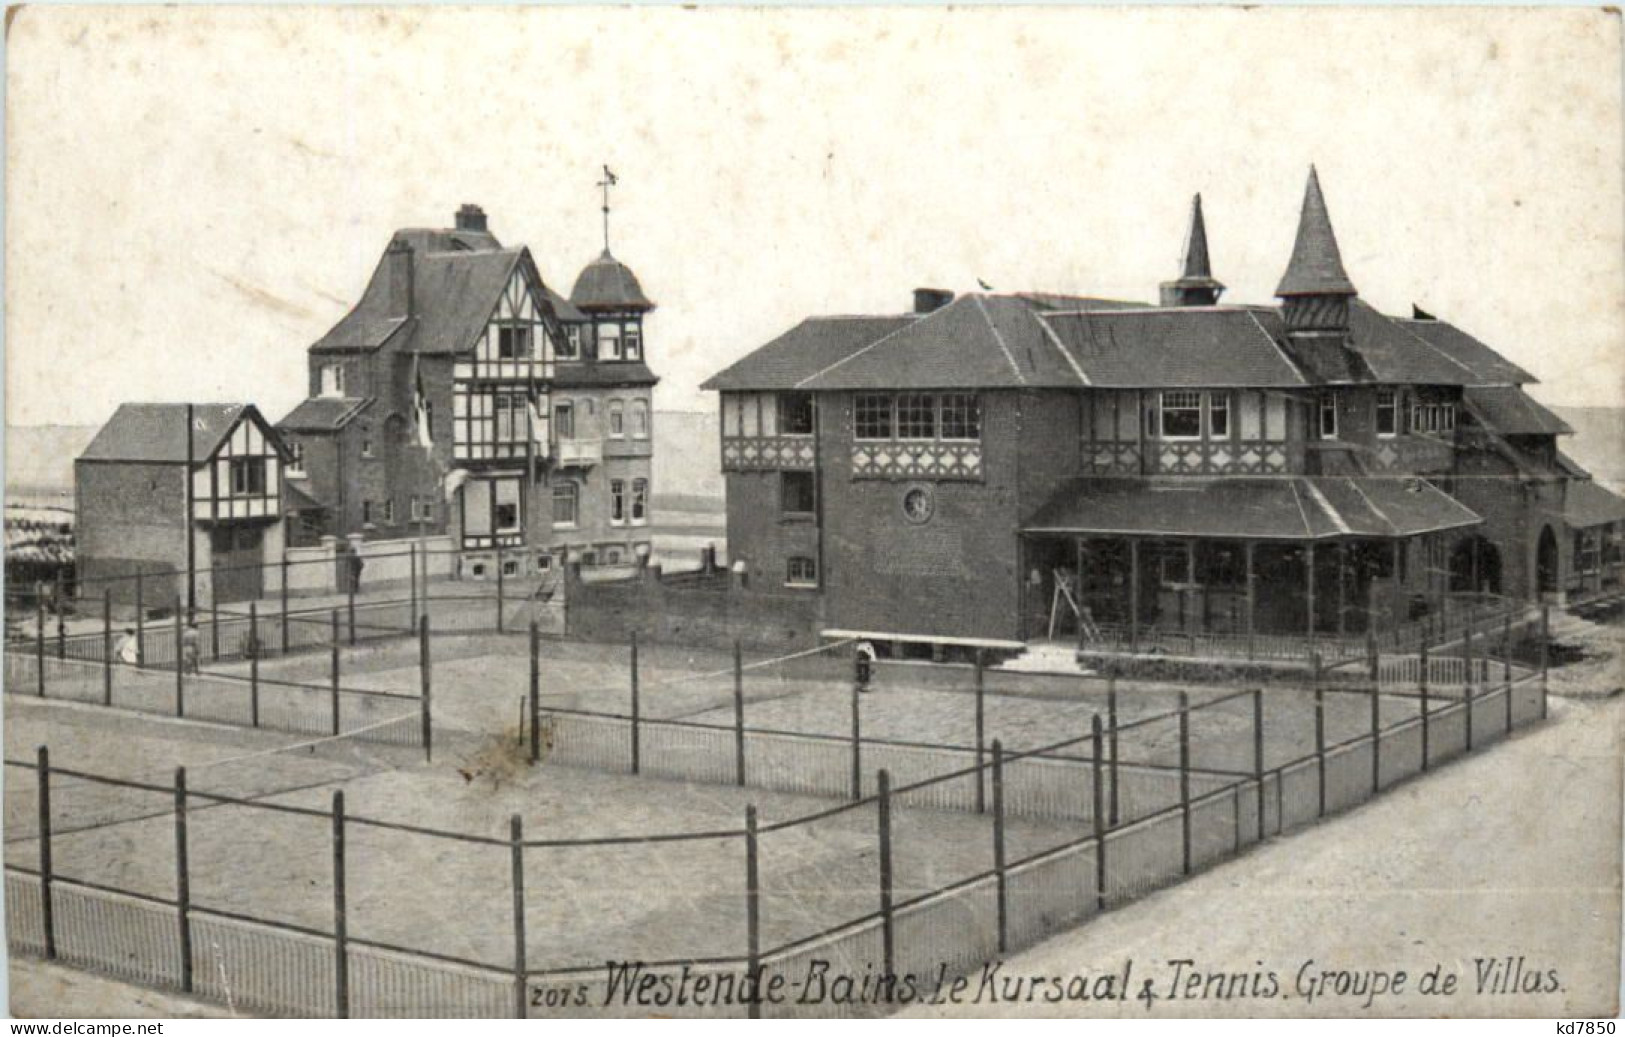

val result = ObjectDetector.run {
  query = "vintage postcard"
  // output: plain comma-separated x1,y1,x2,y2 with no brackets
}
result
3,4,1622,1023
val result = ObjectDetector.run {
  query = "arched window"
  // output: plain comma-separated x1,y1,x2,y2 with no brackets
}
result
631,400,650,439
608,399,625,438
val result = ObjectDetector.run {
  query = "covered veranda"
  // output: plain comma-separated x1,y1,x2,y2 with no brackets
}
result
1021,477,1487,661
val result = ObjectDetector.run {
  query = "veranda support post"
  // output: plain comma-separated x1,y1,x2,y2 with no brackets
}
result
102,592,112,706
877,769,895,989
332,790,349,1019
529,621,541,764
1178,691,1192,876
420,616,433,763
991,740,1007,953
174,603,185,717
510,815,527,1019
174,767,194,993
733,641,746,787
1107,674,1121,827
744,805,761,1020
249,603,261,727
37,746,55,960
330,610,342,736
1091,716,1106,911
974,650,987,814
629,632,641,775
1419,640,1431,771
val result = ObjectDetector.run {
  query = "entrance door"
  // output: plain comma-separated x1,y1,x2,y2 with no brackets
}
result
212,525,265,604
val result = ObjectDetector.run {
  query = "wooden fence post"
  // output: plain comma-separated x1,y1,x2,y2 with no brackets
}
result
37,746,55,960
332,790,348,1019
629,632,641,775
330,610,342,736
974,651,986,814
1419,639,1431,771
529,621,541,764
249,602,260,728
1107,675,1121,827
175,767,194,993
280,554,290,655
102,592,112,707
511,814,527,1019
991,740,1007,954
877,768,894,988
1091,716,1105,911
174,603,185,717
1178,691,1191,875
850,675,863,800
733,641,746,787
420,615,433,763
1253,689,1265,841
745,805,761,1020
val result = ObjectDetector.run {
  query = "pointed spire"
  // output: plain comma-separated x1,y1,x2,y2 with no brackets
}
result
1276,166,1356,297
1160,193,1224,306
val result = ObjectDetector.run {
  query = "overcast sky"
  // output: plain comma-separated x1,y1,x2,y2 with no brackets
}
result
6,6,1622,429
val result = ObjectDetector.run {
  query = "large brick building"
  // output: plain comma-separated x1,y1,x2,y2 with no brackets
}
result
278,204,658,579
703,170,1625,653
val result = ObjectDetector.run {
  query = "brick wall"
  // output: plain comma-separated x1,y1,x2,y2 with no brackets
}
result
75,461,189,604
566,568,824,651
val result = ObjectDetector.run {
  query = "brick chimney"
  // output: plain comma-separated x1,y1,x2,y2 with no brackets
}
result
914,288,954,314
386,238,415,319
455,204,489,233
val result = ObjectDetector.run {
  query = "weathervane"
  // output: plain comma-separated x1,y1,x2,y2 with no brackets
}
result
596,164,618,252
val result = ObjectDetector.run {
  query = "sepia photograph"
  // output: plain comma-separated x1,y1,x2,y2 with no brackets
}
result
2,3,1622,1023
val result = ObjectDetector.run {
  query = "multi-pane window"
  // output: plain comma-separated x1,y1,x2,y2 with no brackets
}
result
1159,392,1203,440
286,441,305,476
1318,394,1339,439
229,458,267,496
855,394,894,440
631,400,650,439
778,393,815,436
1208,394,1229,438
497,325,532,359
1376,390,1399,437
631,478,648,525
786,556,818,587
383,499,395,524
781,471,816,515
896,393,937,440
551,482,578,527
624,324,642,361
608,400,625,438
560,325,582,359
598,322,622,360
454,388,534,460
1410,402,1457,434
554,401,575,440
940,394,981,440
610,479,626,525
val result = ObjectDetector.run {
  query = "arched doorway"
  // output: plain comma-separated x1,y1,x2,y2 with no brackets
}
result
1535,526,1559,596
1448,535,1502,595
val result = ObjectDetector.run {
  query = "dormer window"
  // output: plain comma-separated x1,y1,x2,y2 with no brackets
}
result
1376,390,1398,438
497,325,532,360
561,325,582,360
320,364,345,397
1318,393,1339,440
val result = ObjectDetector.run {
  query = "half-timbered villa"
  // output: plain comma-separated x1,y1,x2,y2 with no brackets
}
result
702,169,1625,659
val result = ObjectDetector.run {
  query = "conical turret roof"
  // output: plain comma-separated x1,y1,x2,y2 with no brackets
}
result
1276,167,1356,297
1172,193,1223,291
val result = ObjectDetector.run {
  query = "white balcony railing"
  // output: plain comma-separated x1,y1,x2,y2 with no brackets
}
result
556,438,604,468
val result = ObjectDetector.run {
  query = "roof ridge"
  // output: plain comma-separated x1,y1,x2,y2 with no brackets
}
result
971,295,1028,386
1031,311,1091,387
1357,300,1480,381
1246,309,1310,386
794,296,961,389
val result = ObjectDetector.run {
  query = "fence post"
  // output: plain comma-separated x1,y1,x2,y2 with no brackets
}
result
135,571,145,668
1253,688,1265,842
54,571,66,660
1465,660,1476,754
974,650,986,814
745,805,761,1020
332,790,348,1019
1107,674,1121,827
280,554,290,655
510,814,527,1019
174,603,185,717
348,585,357,648
877,768,894,990
1503,612,1514,734
1419,639,1431,771
991,740,1007,953
733,640,746,787
37,745,55,960
1178,690,1191,876
410,544,419,625
1091,716,1105,911
420,615,433,763
210,595,220,662
1465,603,1477,693
35,598,45,698
102,592,113,706
1314,675,1327,818
529,621,541,764
1539,604,1550,720
175,767,194,993
497,548,507,633
330,610,342,736
629,632,640,775
850,674,862,800
249,603,261,727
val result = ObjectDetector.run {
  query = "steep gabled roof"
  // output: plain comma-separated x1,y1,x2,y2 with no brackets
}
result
78,403,274,464
701,315,920,391
1463,387,1572,436
1276,167,1357,297
1394,318,1537,385
1037,307,1307,388
277,396,373,433
409,249,527,355
1344,300,1478,385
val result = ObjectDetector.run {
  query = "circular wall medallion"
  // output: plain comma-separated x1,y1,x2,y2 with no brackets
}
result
901,483,935,525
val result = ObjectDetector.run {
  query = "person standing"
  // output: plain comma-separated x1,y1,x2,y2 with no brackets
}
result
181,618,201,674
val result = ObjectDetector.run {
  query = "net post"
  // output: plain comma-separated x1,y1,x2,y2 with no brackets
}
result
733,640,746,787
1369,649,1381,793
34,596,45,698
410,544,419,626
850,673,862,801
1253,687,1265,841
745,804,761,1020
991,740,1007,954
348,583,357,647
974,649,986,814
1179,691,1192,875
1539,604,1550,719
529,621,541,764
210,594,220,662
174,601,185,717
1503,611,1514,733
1091,716,1106,911
420,615,433,763
1465,602,1477,693
54,571,66,660
498,547,508,633
280,553,290,655
135,570,145,668
175,767,193,993
330,610,342,736
37,745,55,960
102,591,113,706
877,768,894,990
1107,672,1121,827
511,814,527,1019
1315,668,1327,818
629,631,640,775
249,602,261,728
332,790,349,1019
1419,638,1431,772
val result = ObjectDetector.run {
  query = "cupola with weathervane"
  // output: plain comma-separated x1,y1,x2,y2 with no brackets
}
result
569,166,655,364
